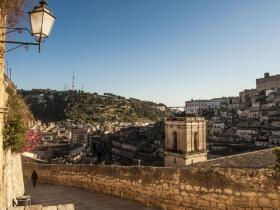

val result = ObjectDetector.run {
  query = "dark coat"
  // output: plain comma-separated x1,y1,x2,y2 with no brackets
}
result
31,171,38,181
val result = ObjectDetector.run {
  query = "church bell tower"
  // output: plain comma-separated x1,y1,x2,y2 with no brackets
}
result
164,117,207,167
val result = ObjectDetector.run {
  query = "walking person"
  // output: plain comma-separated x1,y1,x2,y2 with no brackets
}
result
31,170,38,188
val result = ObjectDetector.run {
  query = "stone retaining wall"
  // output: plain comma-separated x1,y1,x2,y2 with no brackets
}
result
0,12,6,209
3,151,25,208
23,163,280,210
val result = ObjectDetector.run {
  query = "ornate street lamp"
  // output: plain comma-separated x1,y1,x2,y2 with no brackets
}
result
29,0,56,43
0,0,56,53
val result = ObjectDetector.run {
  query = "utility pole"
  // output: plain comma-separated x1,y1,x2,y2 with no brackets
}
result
72,71,75,90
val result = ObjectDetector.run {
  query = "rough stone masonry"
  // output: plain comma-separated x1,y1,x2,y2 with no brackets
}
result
23,163,280,210
0,12,7,209
0,14,24,209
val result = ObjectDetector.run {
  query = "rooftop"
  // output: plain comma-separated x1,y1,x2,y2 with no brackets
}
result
166,117,205,122
191,148,277,168
257,73,280,81
185,99,221,103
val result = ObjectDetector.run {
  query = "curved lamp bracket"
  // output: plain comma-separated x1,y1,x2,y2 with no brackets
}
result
0,27,41,53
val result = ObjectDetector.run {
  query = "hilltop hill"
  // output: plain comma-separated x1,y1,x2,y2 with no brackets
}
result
19,89,170,123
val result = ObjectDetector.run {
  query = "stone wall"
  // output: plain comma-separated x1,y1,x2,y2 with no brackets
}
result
0,14,24,208
256,74,280,92
23,163,280,210
0,13,7,209
3,150,25,208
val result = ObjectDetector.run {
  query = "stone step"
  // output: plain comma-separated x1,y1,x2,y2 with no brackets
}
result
6,204,74,210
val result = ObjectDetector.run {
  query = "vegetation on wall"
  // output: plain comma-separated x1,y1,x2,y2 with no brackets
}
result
274,147,280,171
3,93,33,152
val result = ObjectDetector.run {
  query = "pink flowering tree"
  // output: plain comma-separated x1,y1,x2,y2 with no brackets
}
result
22,130,40,152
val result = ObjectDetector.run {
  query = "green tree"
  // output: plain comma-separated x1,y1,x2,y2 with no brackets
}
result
3,93,33,152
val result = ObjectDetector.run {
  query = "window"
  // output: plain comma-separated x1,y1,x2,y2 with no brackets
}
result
194,132,199,151
173,131,178,151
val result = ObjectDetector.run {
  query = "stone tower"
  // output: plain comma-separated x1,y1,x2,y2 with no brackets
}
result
164,117,207,167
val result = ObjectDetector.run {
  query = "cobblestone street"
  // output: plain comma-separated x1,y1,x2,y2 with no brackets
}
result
25,182,161,210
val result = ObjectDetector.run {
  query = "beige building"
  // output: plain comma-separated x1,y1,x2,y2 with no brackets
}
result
256,72,280,92
70,128,90,145
164,117,207,167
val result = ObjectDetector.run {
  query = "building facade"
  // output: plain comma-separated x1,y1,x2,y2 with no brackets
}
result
239,89,257,109
71,128,89,145
256,72,280,92
185,100,220,115
164,117,207,167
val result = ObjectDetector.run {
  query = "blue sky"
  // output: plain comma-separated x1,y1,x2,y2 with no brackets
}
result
5,0,280,106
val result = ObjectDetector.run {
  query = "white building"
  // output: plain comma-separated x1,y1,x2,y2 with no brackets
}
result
185,100,220,115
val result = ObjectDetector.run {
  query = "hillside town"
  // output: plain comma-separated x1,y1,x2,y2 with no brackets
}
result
194,73,280,148
2,1,280,210
24,72,280,166
28,120,164,166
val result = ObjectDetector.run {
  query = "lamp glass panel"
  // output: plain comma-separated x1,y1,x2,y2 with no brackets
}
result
42,11,55,37
29,9,44,37
29,6,55,39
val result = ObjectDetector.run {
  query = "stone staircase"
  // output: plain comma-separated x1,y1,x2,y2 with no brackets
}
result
4,204,74,210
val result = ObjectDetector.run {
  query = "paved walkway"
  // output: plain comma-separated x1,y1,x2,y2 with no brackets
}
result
25,182,161,210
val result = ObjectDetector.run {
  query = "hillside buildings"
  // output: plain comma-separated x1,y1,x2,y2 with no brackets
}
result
110,122,164,166
29,120,164,165
164,117,207,167
23,72,280,166
71,128,90,145
185,100,220,115
190,72,280,152
239,89,257,109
